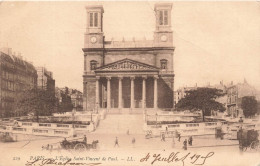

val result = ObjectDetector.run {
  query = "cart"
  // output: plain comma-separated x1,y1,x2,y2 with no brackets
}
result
0,132,15,142
60,138,99,151
237,129,259,152
42,137,99,152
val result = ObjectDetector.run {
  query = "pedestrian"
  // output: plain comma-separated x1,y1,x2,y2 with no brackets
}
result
188,136,193,146
83,135,87,144
238,117,243,123
132,137,135,147
163,133,166,141
127,129,129,135
183,139,187,150
114,137,119,147
172,136,175,148
178,133,181,142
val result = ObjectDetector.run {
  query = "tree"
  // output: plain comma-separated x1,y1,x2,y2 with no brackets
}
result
175,88,226,121
241,96,257,118
14,89,57,121
57,91,73,113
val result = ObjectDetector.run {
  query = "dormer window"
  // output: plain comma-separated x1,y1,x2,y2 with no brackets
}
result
159,10,168,25
90,60,97,70
89,12,98,27
160,59,168,69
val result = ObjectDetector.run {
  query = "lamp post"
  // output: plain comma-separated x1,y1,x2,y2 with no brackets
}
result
156,113,158,127
96,102,99,114
91,110,93,122
72,108,76,137
144,100,147,122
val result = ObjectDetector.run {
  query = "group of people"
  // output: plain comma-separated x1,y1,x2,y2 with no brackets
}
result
182,136,193,150
163,131,193,150
114,129,136,148
114,137,136,147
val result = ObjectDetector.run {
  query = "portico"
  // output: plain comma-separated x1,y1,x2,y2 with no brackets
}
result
95,75,158,109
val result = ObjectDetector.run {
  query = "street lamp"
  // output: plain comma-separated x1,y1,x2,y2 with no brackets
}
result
96,102,99,114
156,113,158,127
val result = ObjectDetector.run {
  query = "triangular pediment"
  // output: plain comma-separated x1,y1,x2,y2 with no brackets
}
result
95,58,159,72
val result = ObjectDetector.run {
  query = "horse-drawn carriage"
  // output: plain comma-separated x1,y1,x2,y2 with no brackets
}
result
237,129,259,151
0,132,15,142
42,137,99,152
60,138,98,151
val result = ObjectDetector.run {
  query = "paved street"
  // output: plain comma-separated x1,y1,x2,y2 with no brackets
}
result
1,113,259,166
1,132,258,166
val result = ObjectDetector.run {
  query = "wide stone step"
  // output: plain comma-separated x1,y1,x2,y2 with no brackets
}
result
95,114,144,134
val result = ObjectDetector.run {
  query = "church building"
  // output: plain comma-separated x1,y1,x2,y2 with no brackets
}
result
82,3,175,112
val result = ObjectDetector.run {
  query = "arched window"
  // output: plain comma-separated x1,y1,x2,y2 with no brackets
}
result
90,60,97,70
160,59,168,69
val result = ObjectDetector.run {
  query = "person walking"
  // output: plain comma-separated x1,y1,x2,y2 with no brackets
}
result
132,137,136,147
188,136,193,146
178,133,181,142
172,136,175,148
83,135,87,144
114,137,119,147
183,139,187,150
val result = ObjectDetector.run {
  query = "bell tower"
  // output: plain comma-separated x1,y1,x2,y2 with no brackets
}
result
84,5,104,48
154,3,173,47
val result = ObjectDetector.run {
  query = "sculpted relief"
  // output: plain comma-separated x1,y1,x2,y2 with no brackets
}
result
98,59,157,71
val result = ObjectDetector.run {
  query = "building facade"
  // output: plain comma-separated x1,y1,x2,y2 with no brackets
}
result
71,90,83,111
83,3,175,112
174,86,198,107
36,67,55,94
0,48,37,117
226,80,257,118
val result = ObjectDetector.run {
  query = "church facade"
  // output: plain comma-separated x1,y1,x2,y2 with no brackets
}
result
82,3,175,112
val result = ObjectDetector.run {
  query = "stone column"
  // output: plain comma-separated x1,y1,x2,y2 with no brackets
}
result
130,76,135,109
106,77,111,109
95,76,100,109
154,75,158,109
118,76,123,109
142,76,147,108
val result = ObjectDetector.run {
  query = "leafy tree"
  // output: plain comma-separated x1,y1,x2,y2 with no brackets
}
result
14,89,57,121
241,96,257,118
57,91,73,113
175,88,226,121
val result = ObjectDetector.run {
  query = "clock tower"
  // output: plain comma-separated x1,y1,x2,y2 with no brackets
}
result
154,3,173,47
84,5,104,48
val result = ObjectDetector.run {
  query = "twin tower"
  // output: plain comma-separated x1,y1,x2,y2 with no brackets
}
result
82,3,175,112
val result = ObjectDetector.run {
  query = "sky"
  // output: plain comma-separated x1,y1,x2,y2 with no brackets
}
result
0,1,260,91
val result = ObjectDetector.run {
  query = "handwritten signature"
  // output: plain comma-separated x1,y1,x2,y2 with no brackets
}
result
140,151,214,166
25,158,101,166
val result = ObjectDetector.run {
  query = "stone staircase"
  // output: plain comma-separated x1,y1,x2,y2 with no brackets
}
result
94,114,144,134
106,108,144,114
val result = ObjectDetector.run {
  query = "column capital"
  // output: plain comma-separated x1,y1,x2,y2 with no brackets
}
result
154,75,159,79
130,76,135,80
96,76,100,80
118,76,123,80
142,76,147,79
106,76,111,80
